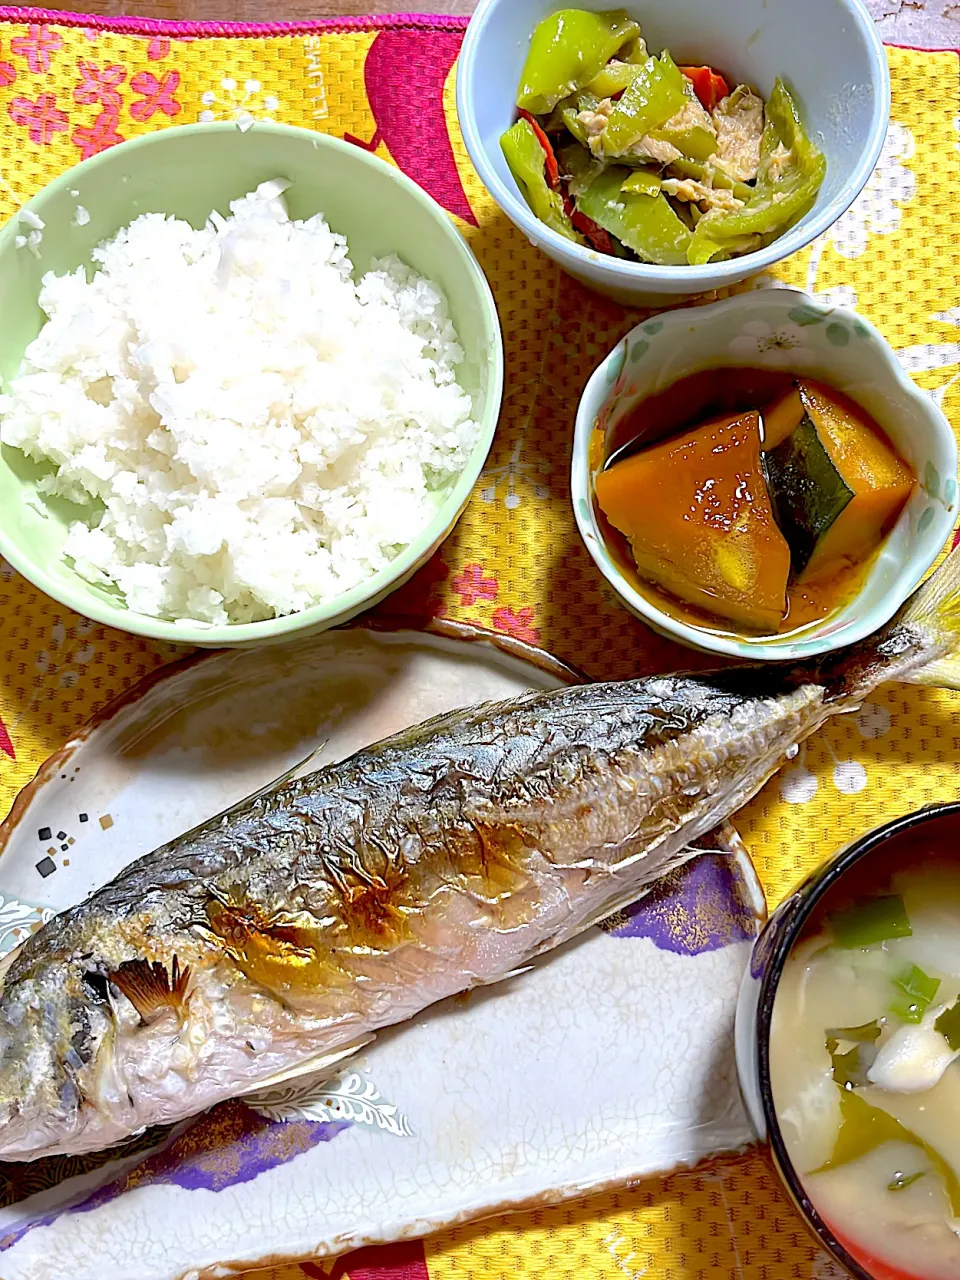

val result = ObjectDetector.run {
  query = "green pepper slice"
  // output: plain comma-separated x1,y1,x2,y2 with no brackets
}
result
560,104,591,148
586,60,644,100
557,140,604,197
621,169,662,196
576,165,691,264
650,120,717,163
516,9,641,115
600,52,688,157
647,86,717,162
501,119,582,243
686,78,825,265
668,158,753,203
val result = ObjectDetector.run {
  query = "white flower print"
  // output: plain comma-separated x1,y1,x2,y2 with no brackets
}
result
479,422,550,510
249,1068,413,1137
745,272,794,292
828,122,916,259
833,759,868,795
805,122,916,297
0,895,54,958
728,319,816,367
856,702,891,740
895,307,960,408
199,77,280,129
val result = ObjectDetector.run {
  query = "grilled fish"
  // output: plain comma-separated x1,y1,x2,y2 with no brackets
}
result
4,547,960,1161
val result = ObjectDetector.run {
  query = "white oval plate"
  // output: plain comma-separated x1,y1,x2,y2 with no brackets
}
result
0,622,763,1280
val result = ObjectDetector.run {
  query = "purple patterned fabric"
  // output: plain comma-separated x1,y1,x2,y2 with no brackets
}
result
1,1103,346,1252
599,854,759,955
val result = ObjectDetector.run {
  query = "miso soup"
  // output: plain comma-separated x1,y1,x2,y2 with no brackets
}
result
771,856,960,1278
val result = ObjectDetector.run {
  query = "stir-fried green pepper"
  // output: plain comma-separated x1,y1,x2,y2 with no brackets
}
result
576,165,690,264
600,52,688,157
621,169,661,196
516,9,640,116
815,1089,960,1216
669,158,753,203
620,36,649,65
687,79,825,266
648,89,718,163
891,964,941,1024
508,10,825,269
501,119,582,243
827,894,912,949
586,60,644,99
558,140,603,197
560,104,590,148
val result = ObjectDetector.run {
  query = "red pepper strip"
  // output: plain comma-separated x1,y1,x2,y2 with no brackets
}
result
571,210,614,255
518,108,560,189
679,65,730,112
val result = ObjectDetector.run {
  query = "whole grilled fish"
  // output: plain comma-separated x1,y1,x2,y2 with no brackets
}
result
4,548,960,1161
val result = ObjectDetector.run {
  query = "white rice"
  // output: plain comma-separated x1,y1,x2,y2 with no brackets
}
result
0,181,480,625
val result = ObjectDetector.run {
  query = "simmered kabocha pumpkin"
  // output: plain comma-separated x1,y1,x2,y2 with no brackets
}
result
763,381,916,583
595,410,791,631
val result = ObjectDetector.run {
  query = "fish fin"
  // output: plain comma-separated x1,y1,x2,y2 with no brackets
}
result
478,965,534,986
238,740,331,805
186,740,333,833
110,955,191,1024
237,1035,374,1097
284,739,331,784
894,543,960,690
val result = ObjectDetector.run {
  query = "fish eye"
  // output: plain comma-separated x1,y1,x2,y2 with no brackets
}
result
82,971,111,1004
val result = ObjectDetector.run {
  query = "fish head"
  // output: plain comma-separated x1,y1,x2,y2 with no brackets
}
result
0,908,212,1161
0,926,114,1160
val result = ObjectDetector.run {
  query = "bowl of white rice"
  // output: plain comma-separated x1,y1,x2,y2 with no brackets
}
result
0,123,502,646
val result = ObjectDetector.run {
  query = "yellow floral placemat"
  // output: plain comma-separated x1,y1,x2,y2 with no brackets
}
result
0,12,958,1279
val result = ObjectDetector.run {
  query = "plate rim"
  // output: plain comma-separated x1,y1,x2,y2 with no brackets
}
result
0,617,589,863
0,621,761,1280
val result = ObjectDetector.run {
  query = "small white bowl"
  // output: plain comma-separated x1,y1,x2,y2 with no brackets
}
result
571,289,959,661
457,0,890,306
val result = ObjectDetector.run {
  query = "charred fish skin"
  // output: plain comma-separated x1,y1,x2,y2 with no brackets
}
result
3,542,960,1162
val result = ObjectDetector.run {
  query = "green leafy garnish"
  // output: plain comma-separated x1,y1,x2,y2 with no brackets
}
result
935,998,960,1050
825,1022,881,1090
888,1170,925,1192
891,964,941,1024
828,895,912,949
827,1045,870,1090
827,1022,882,1044
815,1089,960,1216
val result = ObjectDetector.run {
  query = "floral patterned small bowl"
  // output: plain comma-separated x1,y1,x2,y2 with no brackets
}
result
571,289,959,661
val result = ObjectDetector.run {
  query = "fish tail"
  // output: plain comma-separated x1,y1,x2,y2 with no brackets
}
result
818,541,960,701
897,540,960,690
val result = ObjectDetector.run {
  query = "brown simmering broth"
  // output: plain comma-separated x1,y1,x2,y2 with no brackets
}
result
592,366,900,637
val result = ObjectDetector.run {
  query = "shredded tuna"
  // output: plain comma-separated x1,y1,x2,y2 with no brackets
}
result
661,177,744,213
712,86,765,182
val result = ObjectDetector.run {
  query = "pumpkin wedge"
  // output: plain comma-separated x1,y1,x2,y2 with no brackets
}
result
763,382,916,583
595,410,791,630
